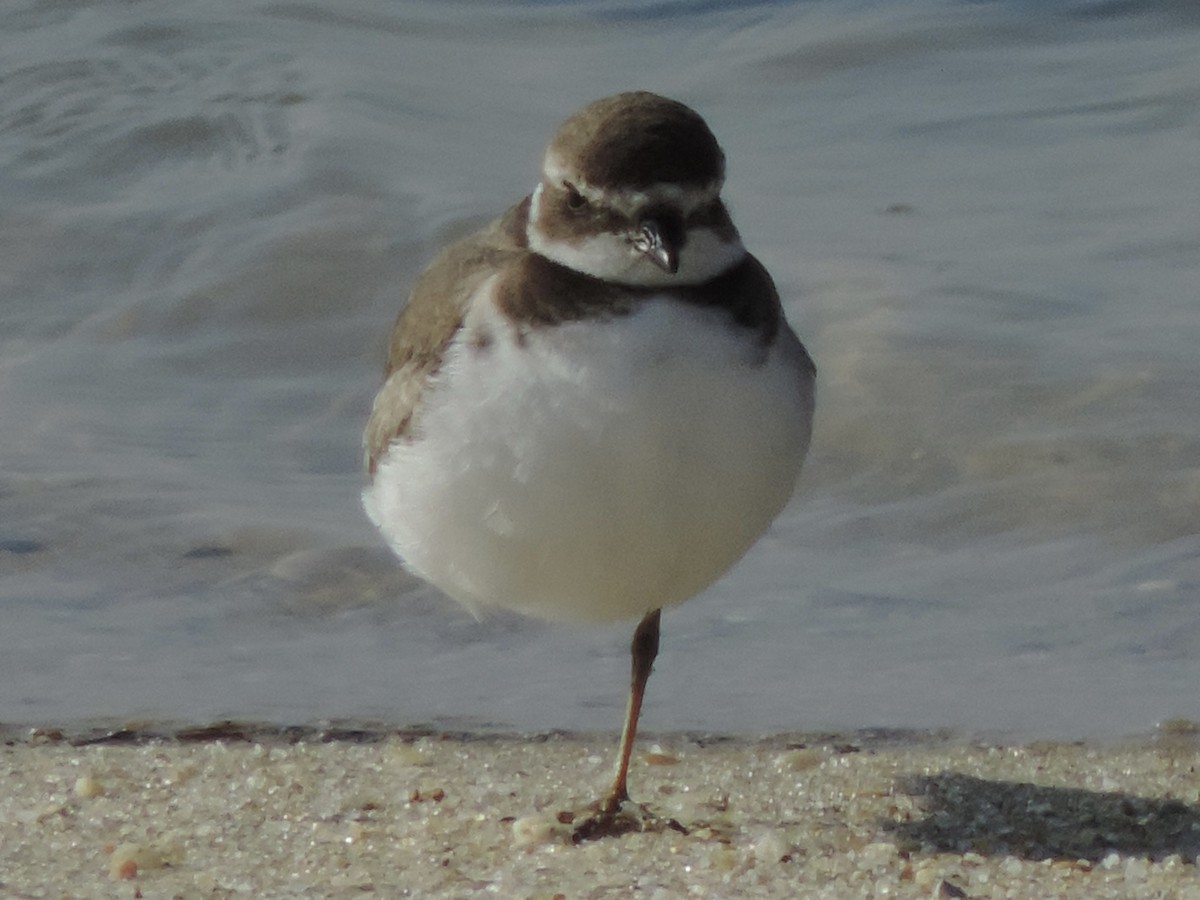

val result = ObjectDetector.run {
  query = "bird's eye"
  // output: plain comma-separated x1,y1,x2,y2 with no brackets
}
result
563,183,587,210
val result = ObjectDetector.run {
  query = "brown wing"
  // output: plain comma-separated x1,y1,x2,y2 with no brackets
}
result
363,199,530,475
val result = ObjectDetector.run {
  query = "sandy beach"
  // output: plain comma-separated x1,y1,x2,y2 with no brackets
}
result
3,722,1200,898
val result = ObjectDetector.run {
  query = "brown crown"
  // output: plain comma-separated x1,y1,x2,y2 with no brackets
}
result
546,92,725,191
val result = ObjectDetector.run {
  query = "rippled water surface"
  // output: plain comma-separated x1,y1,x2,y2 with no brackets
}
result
2,0,1198,737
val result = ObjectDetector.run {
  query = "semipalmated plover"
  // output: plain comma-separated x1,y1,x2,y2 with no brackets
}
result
363,91,815,838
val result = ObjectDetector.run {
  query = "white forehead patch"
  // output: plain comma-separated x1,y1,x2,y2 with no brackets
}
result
541,152,723,218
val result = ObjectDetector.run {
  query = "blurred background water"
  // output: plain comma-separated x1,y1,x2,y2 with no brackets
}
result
1,0,1198,739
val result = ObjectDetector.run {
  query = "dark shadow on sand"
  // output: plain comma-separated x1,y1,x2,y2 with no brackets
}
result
886,771,1200,862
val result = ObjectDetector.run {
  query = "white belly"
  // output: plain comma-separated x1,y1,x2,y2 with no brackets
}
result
364,290,814,623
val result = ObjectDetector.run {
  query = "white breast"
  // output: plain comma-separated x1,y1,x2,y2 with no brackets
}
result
364,282,814,623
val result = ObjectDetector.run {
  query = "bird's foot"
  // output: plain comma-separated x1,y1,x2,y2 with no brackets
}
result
569,798,688,843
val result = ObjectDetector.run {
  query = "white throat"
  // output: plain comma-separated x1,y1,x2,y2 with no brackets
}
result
527,182,746,287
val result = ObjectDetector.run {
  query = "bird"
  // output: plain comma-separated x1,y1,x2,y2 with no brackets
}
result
363,91,815,838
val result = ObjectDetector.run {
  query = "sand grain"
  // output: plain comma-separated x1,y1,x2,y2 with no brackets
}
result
2,723,1199,898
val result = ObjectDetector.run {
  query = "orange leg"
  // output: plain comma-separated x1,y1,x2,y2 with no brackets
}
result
600,608,661,814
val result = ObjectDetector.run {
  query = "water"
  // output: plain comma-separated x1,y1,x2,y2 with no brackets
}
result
2,0,1197,739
